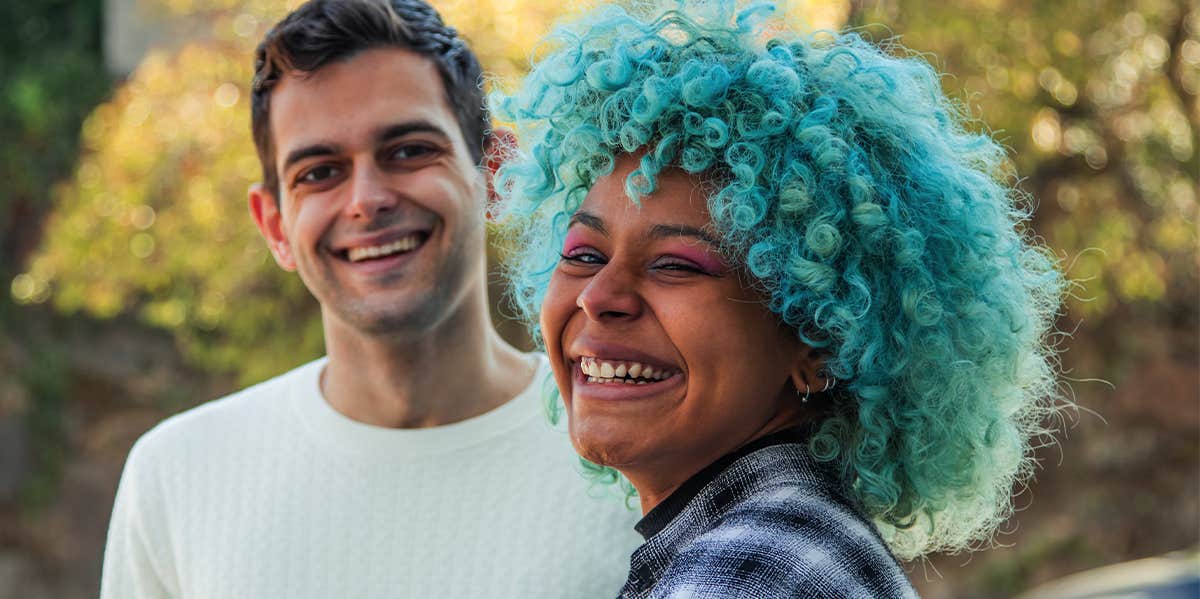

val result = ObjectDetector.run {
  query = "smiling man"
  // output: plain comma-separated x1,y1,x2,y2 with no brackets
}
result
98,1,639,597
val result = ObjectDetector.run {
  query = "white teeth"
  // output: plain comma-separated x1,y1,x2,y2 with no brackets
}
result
578,356,676,384
346,235,422,262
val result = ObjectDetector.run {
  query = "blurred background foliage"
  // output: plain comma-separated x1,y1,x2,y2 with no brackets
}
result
1,0,1196,597
0,0,111,528
0,0,111,294
854,0,1198,369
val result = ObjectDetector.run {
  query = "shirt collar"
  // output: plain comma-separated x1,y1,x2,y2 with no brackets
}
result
634,426,815,540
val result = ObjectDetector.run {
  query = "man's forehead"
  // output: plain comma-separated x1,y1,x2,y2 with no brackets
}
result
269,48,458,156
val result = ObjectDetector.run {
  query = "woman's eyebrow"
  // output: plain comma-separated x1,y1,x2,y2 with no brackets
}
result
567,211,607,235
568,212,718,246
649,224,720,246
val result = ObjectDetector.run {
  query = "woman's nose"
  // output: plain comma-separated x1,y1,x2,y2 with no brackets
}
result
576,263,643,321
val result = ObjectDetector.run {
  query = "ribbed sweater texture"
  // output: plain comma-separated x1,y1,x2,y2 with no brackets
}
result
101,356,641,598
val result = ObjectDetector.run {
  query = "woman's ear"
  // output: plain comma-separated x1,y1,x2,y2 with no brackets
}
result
788,346,832,401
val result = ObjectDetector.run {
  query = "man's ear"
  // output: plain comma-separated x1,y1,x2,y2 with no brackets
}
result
483,128,519,221
248,183,296,271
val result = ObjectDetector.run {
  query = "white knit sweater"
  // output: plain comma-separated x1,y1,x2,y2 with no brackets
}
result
101,356,641,598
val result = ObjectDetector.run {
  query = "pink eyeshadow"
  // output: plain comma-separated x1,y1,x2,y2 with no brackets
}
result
562,229,588,253
666,245,725,274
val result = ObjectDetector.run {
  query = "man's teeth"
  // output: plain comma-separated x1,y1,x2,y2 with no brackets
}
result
347,235,421,262
580,357,675,384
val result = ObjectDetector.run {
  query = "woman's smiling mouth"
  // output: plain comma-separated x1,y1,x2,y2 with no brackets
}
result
579,356,680,384
572,356,684,402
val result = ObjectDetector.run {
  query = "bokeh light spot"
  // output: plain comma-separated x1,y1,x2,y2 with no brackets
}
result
130,233,156,258
214,83,240,108
130,205,156,230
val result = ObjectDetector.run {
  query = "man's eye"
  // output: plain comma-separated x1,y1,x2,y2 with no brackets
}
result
391,144,435,160
298,165,340,183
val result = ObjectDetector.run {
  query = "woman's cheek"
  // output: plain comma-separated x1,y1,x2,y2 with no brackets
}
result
541,274,580,381
543,272,575,326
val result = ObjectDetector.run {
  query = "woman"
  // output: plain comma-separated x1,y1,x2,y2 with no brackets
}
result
493,2,1065,597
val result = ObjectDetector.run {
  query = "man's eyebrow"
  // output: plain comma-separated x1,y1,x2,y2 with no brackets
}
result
649,223,721,246
567,211,607,235
376,120,450,145
282,143,340,174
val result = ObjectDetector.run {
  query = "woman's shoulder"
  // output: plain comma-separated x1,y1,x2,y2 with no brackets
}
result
651,484,919,598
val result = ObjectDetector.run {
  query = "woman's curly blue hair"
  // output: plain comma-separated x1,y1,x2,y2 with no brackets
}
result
491,0,1066,559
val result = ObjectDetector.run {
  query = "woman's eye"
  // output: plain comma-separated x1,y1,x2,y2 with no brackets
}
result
560,249,606,266
652,258,706,275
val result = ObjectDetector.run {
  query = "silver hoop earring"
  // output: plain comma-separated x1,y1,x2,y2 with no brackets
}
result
818,367,835,393
796,383,811,404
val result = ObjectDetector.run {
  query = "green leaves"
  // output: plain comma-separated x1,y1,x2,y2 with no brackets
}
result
860,0,1197,328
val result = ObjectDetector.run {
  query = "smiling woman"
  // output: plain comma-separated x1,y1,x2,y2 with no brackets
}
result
541,154,817,502
493,0,1067,596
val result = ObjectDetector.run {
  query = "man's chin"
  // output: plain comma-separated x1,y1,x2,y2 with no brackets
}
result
326,300,445,338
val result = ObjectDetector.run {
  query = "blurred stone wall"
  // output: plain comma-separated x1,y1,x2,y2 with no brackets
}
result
104,0,211,76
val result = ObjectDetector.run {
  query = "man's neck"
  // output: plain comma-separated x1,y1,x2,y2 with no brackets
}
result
318,299,534,429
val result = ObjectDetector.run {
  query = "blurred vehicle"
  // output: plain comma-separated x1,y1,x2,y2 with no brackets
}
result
1015,549,1200,599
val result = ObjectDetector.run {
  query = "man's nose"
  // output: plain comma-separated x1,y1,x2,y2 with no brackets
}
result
346,162,396,218
576,263,643,321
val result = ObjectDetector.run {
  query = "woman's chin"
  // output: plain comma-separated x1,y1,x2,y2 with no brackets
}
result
567,420,645,471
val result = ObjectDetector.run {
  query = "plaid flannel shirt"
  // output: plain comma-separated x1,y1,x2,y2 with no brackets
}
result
619,429,919,598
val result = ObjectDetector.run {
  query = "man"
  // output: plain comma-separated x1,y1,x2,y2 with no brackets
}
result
100,1,640,597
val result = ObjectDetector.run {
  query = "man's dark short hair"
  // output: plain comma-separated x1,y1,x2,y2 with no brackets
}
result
251,0,488,196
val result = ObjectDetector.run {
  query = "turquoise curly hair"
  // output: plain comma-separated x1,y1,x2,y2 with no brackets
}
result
491,0,1066,559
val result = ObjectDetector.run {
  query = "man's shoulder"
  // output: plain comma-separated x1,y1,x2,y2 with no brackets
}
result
127,357,325,468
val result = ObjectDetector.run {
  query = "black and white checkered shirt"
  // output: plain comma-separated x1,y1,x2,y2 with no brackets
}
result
619,429,919,598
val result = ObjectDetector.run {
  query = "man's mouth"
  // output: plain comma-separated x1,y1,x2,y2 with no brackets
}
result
342,232,428,262
579,356,681,385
